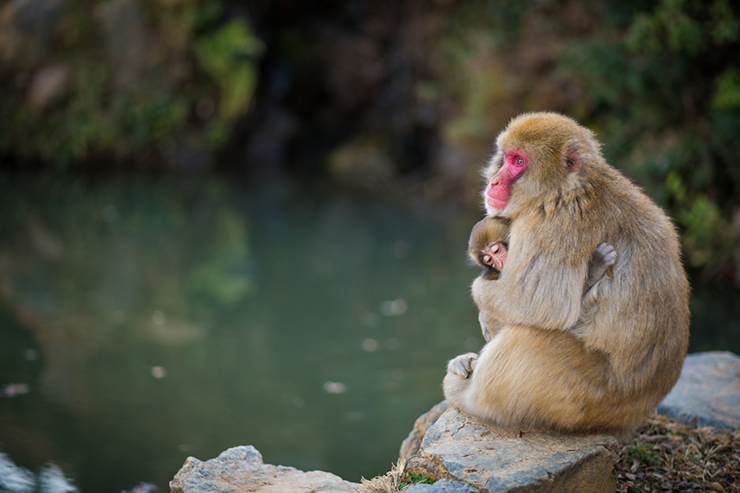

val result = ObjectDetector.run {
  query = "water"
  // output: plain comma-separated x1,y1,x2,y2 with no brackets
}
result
0,174,737,492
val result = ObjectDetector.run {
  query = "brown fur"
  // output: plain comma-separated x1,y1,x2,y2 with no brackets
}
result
468,216,616,343
445,112,690,441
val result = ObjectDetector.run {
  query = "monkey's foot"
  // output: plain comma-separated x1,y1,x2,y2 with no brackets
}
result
596,243,616,267
447,353,478,379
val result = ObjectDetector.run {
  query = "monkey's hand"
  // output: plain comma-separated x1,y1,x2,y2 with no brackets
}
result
479,312,492,342
584,243,617,296
447,353,478,379
595,243,617,271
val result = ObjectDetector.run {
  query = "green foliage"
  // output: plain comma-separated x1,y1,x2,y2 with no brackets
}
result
195,19,264,123
624,443,662,467
666,172,737,270
713,68,740,109
564,1,740,279
0,0,262,167
399,473,435,488
628,0,739,54
1,0,739,279
439,0,740,279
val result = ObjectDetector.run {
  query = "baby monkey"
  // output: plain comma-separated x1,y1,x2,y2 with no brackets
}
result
468,217,511,282
467,216,616,345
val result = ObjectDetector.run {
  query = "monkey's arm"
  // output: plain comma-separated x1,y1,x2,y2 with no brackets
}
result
478,309,505,342
473,270,583,331
472,239,588,331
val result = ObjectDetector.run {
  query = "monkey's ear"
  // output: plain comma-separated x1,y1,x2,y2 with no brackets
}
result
562,145,582,173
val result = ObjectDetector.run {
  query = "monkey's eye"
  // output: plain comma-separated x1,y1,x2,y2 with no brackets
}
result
513,157,525,166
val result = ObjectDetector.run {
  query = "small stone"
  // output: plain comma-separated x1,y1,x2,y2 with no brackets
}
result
169,445,358,493
710,482,725,492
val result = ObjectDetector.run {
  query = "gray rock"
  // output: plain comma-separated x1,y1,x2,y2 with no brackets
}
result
404,478,478,492
406,408,618,493
400,400,449,461
658,351,740,431
169,445,358,493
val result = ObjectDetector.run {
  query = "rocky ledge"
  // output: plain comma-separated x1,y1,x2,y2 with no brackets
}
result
403,408,618,492
170,351,740,493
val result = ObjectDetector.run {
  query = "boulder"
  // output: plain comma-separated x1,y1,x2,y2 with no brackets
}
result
658,351,740,431
406,408,619,493
400,400,449,461
169,445,358,493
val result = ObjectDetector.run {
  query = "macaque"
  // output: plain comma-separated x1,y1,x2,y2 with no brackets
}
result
444,112,690,441
468,217,510,282
467,216,616,344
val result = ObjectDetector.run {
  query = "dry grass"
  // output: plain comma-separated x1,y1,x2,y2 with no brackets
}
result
616,415,740,492
355,460,406,493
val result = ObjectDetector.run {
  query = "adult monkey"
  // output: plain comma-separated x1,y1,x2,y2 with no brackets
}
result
443,112,690,441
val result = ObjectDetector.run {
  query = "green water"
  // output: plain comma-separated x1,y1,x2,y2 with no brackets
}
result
0,175,738,492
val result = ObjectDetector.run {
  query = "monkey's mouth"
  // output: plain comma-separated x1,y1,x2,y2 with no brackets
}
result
487,197,507,210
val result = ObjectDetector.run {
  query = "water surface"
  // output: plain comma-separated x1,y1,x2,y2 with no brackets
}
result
0,174,737,492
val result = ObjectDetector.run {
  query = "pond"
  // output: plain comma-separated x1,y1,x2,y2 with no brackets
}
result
0,174,738,492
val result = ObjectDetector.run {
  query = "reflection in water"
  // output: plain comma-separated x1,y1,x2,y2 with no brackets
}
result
0,452,77,493
0,175,738,492
0,175,483,491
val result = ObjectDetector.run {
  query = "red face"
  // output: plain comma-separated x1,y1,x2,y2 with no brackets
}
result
485,150,529,212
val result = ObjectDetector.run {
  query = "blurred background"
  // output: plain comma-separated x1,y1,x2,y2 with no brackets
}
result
1,0,739,491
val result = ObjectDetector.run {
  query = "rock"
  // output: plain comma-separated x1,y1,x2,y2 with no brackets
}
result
406,408,619,493
400,400,449,461
658,351,740,431
404,478,478,492
169,445,358,493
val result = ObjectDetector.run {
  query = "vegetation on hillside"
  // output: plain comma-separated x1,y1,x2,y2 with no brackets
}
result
1,0,738,282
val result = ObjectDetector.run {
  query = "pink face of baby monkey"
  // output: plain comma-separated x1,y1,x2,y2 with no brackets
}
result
482,241,507,273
